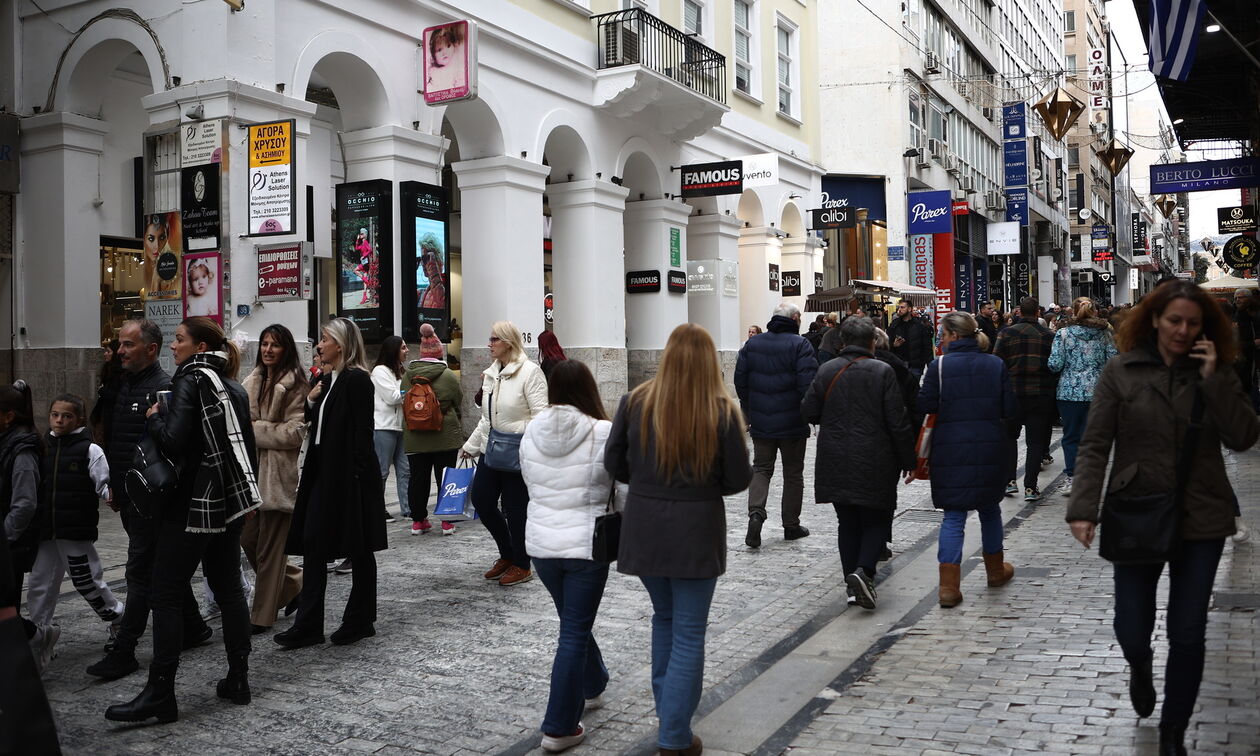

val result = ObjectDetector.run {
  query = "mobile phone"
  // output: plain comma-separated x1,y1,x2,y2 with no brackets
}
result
156,390,173,414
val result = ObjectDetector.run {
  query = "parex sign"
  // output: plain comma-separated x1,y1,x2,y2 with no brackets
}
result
907,190,952,234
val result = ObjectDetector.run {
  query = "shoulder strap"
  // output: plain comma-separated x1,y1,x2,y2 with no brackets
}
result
1175,386,1204,497
824,356,870,401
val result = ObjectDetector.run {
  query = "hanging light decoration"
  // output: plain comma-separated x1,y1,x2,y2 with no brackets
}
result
1032,88,1086,141
1155,194,1177,218
1099,138,1135,176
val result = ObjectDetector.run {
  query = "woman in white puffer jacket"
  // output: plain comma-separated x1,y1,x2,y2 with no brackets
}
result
520,360,622,754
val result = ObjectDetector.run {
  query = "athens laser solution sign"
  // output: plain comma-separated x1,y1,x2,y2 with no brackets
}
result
907,190,952,234
247,119,296,236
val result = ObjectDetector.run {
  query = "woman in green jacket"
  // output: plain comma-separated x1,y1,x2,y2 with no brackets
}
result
403,324,465,535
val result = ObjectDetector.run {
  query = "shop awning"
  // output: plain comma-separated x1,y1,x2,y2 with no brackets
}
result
851,279,937,306
1200,275,1259,293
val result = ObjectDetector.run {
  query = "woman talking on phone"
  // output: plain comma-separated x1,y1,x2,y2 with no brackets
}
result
1066,280,1258,755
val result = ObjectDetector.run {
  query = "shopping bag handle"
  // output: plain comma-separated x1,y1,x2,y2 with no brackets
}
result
457,456,477,470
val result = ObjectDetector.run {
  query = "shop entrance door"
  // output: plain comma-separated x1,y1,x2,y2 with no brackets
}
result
99,236,146,344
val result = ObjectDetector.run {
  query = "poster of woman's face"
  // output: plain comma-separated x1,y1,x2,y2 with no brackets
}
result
422,20,475,104
182,252,222,324
143,212,183,301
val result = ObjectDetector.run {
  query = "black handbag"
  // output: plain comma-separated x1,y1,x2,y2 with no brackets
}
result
591,484,621,564
123,434,178,519
1098,388,1202,565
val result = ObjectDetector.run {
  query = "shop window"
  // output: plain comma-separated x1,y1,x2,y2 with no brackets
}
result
733,0,756,95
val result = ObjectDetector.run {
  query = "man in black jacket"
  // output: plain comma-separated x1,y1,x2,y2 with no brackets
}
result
975,301,999,353
86,320,210,680
734,303,818,548
887,299,934,381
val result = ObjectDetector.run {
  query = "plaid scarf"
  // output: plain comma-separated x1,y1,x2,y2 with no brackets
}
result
180,353,262,533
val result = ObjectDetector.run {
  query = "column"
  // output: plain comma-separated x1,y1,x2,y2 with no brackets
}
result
547,179,630,411
623,199,691,387
686,213,742,381
738,226,784,342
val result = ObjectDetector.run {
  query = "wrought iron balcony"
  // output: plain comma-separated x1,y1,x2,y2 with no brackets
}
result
594,9,727,105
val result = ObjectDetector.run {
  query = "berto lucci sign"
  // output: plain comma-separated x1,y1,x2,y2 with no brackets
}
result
907,190,954,321
1150,157,1260,194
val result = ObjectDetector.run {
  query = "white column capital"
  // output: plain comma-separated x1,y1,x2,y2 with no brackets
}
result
19,112,109,156
546,180,629,212
623,198,693,226
739,226,784,251
141,80,318,135
453,155,550,193
687,212,743,240
340,125,447,181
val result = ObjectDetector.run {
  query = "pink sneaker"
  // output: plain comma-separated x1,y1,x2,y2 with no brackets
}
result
410,520,432,536
441,521,456,535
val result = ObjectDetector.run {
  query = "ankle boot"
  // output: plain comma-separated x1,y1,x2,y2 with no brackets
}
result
938,563,962,607
1158,722,1187,756
104,663,178,723
215,654,251,705
982,550,1015,587
1129,655,1156,718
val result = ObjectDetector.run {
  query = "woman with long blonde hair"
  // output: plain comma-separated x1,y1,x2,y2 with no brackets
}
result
605,324,752,756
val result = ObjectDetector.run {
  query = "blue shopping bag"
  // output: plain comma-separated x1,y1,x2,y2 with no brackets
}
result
434,462,477,522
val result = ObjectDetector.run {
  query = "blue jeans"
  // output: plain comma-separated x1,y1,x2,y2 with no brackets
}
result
1113,538,1225,727
1057,400,1091,477
937,504,1004,564
533,558,611,736
374,430,410,517
639,576,717,750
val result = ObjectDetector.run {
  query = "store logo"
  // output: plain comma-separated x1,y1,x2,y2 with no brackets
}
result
910,202,948,224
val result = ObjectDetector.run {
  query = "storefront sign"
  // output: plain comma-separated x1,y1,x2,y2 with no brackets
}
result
813,271,824,294
670,227,681,267
987,221,1020,256
821,176,887,221
768,263,780,292
142,211,184,301
335,179,393,342
687,262,715,296
1087,47,1109,110
1131,213,1147,249
422,20,478,105
401,181,450,341
907,190,952,234
811,206,855,229
1004,139,1028,187
1091,223,1110,249
952,201,969,216
626,269,661,293
667,269,687,293
956,255,973,312
256,242,308,301
1006,188,1028,225
909,234,933,290
1218,206,1257,234
1002,103,1026,140
974,260,988,306
887,245,905,262
1223,235,1258,271
722,261,739,296
181,165,221,251
680,160,743,198
247,119,296,236
181,251,222,323
180,120,224,166
782,270,802,297
145,299,183,375
0,113,20,194
1150,157,1260,194
739,152,779,188
1015,258,1032,297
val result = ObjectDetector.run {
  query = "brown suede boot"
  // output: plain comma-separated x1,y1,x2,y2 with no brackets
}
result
938,563,962,607
983,551,1015,587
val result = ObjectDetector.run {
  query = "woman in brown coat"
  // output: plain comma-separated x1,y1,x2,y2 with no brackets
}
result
1067,280,1258,756
240,324,307,634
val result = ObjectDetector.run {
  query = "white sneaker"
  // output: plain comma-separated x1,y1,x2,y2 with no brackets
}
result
541,724,585,753
1060,476,1073,496
584,693,604,711
30,624,61,674
1234,517,1251,544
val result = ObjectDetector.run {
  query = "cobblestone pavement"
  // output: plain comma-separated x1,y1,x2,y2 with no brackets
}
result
32,431,1260,755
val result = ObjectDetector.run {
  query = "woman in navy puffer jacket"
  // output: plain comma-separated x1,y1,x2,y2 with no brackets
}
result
916,312,1016,608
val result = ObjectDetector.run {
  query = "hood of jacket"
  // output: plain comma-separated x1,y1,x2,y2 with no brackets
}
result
525,404,596,458
411,359,448,381
1066,318,1110,337
764,314,800,335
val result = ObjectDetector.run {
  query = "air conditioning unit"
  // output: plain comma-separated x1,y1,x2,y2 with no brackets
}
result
603,20,641,66
956,80,971,100
915,151,932,169
1090,120,1107,134
1076,270,1095,284
924,51,941,74
962,176,976,193
945,154,961,174
982,106,994,121
928,138,946,161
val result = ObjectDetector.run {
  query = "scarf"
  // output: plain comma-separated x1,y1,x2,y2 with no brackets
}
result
180,353,262,533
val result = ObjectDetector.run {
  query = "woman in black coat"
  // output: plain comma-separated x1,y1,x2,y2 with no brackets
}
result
276,317,386,650
106,317,260,723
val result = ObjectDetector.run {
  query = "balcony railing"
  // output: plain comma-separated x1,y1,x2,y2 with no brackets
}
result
593,8,727,105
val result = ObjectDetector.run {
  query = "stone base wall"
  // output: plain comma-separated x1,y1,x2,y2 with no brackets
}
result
565,347,628,418
627,349,663,391
719,349,738,399
3,348,100,430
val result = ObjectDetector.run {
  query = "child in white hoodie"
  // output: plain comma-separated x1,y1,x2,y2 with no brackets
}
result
520,360,623,754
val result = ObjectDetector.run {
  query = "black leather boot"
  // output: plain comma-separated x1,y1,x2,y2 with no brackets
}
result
1129,655,1156,718
215,654,251,705
104,663,178,723
1158,722,1187,756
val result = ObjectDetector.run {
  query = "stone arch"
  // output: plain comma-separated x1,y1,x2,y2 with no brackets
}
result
439,94,506,160
537,116,592,180
48,10,169,115
292,33,397,130
779,200,806,237
614,137,666,199
736,189,765,228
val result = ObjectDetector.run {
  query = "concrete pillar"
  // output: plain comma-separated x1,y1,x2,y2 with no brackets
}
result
547,179,630,412
686,213,742,383
738,226,783,342
623,199,692,387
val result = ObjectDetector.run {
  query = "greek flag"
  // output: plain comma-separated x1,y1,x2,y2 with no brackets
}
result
1148,0,1207,82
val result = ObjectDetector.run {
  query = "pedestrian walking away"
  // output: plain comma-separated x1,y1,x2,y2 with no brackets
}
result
240,324,307,634
371,335,411,523
994,296,1056,501
734,302,818,549
916,312,1016,608
1047,297,1116,497
520,360,622,753
461,320,549,587
801,317,915,610
1067,280,1259,756
106,317,262,724
277,317,387,650
403,323,464,536
606,323,753,756
0,381,46,658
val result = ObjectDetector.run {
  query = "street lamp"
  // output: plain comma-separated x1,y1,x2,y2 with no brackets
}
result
1032,87,1086,141
1099,139,1135,176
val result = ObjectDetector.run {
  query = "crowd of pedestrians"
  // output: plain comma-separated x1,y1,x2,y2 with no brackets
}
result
3,279,1258,755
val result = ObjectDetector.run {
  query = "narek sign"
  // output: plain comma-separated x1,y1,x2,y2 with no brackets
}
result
1150,157,1260,194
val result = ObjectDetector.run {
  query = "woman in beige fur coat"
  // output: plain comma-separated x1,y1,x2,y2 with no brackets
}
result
240,324,308,633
